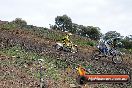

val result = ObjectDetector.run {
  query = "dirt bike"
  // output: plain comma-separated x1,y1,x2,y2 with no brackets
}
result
92,46,123,64
54,42,78,53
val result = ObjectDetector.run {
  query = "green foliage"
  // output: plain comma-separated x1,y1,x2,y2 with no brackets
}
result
121,38,132,49
104,31,121,40
88,41,96,47
74,39,95,46
71,23,78,33
124,35,132,41
80,26,101,40
0,18,27,30
1,45,38,61
54,14,101,40
0,22,17,29
12,18,27,28
0,45,61,80
55,14,73,32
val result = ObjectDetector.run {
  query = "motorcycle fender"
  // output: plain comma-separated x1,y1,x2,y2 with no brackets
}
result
56,42,63,47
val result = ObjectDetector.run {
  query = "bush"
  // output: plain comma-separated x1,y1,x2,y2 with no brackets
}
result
0,22,17,30
12,18,27,28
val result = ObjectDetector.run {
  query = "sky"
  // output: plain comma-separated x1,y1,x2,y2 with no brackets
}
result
0,0,132,36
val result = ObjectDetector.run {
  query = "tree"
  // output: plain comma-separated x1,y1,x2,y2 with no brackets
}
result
104,31,121,40
125,35,132,41
78,25,87,37
86,26,101,40
121,35,132,49
54,14,101,40
79,26,101,40
12,18,27,28
55,15,72,32
71,23,78,33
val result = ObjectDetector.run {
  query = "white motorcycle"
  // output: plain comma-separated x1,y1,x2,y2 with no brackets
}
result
54,42,78,53
92,45,123,64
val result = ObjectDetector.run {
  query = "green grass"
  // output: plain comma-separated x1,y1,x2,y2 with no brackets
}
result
0,45,97,84
73,39,96,46
0,45,61,81
1,45,90,83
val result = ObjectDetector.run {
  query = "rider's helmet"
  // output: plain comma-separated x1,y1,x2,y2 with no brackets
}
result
67,32,72,36
64,32,72,40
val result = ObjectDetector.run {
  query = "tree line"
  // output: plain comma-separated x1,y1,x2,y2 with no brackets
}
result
50,14,101,40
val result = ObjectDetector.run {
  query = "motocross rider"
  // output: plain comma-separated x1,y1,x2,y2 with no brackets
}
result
62,33,72,47
103,37,120,55
98,37,120,56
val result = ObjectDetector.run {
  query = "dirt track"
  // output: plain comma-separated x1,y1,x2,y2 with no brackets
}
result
0,29,132,88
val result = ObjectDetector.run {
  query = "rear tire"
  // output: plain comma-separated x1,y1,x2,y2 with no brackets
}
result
112,54,123,64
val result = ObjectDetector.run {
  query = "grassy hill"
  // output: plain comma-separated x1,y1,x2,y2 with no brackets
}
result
0,22,132,88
